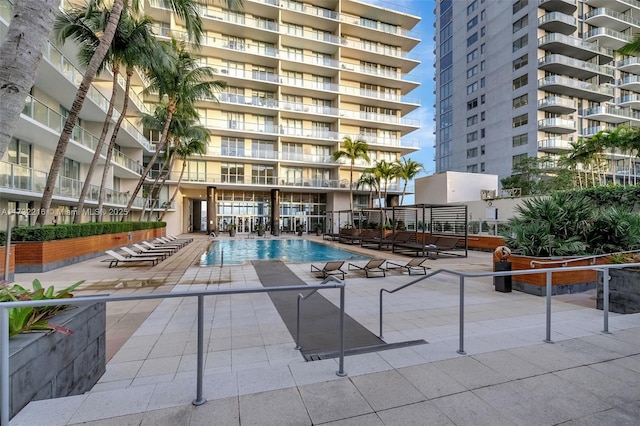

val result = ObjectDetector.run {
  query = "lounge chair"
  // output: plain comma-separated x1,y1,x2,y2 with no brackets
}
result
104,250,159,268
347,259,387,278
386,258,430,275
142,241,179,253
121,246,167,261
120,247,166,261
311,260,346,279
133,243,174,256
167,234,193,243
393,236,462,258
155,237,188,247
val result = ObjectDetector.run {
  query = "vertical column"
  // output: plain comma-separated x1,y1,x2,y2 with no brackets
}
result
270,188,280,235
207,186,216,235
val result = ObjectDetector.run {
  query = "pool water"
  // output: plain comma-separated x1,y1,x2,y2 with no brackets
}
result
199,239,369,266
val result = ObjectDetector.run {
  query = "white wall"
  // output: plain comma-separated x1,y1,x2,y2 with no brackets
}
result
415,172,499,204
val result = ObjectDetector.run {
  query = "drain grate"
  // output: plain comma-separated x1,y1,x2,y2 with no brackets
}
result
302,339,428,361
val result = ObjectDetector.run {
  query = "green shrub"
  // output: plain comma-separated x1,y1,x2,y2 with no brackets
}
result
7,221,164,243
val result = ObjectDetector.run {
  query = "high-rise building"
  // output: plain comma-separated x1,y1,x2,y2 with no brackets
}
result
0,0,421,235
434,0,640,184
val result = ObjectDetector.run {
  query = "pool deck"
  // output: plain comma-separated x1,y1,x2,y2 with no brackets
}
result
9,233,640,425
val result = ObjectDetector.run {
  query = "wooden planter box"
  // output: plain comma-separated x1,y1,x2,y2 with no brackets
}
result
8,301,106,419
597,269,640,314
13,228,165,273
0,246,15,282
507,255,604,296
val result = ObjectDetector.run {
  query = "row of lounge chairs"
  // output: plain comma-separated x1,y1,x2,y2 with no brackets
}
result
311,258,431,279
326,229,464,258
104,235,192,268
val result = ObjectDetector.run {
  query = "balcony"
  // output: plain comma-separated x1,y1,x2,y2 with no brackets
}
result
0,161,146,208
538,138,573,153
538,12,577,35
537,97,577,113
538,75,614,102
581,125,615,137
538,118,576,134
538,54,614,81
618,94,640,109
586,0,640,13
538,33,613,64
583,8,640,32
618,75,640,92
618,57,640,74
538,0,577,14
585,27,633,50
580,106,640,124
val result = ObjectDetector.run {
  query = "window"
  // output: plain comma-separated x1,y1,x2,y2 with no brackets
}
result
513,54,528,71
467,115,478,126
442,111,453,127
467,65,478,78
513,15,528,33
513,0,528,14
221,137,245,156
251,164,274,184
480,145,486,155
481,94,486,104
467,98,478,110
467,0,478,15
252,140,275,159
481,162,485,172
221,163,244,183
480,43,485,54
467,131,478,142
480,60,485,71
467,82,478,94
467,148,478,158
467,164,478,173
467,16,478,31
467,49,478,63
513,94,528,109
7,138,31,167
481,111,486,121
513,35,527,52
512,113,528,128
512,133,528,147
512,153,528,168
481,10,486,21
481,128,486,138
481,26,486,37
480,77,485,88
467,32,478,47
513,74,528,89
61,158,80,180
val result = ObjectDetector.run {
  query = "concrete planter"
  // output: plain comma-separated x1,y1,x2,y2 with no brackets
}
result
8,301,106,419
597,268,640,314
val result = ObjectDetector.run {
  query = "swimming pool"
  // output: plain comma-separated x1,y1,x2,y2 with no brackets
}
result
199,239,369,266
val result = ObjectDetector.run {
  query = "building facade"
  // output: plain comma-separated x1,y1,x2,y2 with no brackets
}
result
0,0,421,235
434,0,640,183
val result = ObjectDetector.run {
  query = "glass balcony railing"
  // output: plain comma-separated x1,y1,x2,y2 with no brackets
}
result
538,96,576,110
538,33,613,57
581,105,640,120
538,54,614,77
21,96,143,173
586,27,633,44
539,75,615,97
538,11,577,27
584,7,640,29
338,12,420,39
0,161,150,208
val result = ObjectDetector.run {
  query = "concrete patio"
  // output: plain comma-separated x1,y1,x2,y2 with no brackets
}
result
8,233,640,425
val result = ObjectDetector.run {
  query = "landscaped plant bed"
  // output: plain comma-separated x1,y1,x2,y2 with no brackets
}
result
508,254,605,296
597,268,640,314
8,301,106,419
13,228,165,273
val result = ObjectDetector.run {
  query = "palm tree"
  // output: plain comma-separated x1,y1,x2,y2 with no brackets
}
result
356,171,378,209
34,0,239,226
332,136,370,218
122,38,225,219
139,102,201,220
367,160,396,229
393,157,424,205
53,6,155,223
0,0,59,161
158,130,209,221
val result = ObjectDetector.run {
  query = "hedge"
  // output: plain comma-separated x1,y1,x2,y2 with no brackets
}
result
6,221,166,243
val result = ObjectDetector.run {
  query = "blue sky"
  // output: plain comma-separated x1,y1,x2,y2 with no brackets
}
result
365,0,436,177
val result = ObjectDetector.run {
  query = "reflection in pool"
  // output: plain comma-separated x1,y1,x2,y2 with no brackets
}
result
199,239,368,266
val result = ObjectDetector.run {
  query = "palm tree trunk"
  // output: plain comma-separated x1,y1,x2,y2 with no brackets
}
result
97,68,132,222
36,0,124,226
349,162,354,221
122,101,175,220
73,65,120,223
400,181,408,206
0,0,58,160
159,160,186,221
141,152,174,221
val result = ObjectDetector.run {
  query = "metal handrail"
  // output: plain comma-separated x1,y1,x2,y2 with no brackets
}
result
295,276,346,378
379,262,640,356
0,283,347,426
529,249,640,267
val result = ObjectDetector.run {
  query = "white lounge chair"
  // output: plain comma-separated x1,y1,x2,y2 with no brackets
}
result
104,250,159,268
121,246,166,261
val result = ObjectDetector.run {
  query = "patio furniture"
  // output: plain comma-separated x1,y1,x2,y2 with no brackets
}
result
311,260,346,279
104,250,159,268
386,258,430,275
347,259,387,278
